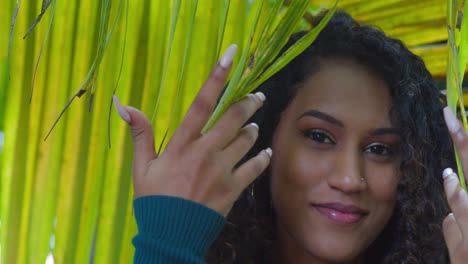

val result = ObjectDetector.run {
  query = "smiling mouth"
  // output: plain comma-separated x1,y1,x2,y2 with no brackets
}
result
311,203,368,225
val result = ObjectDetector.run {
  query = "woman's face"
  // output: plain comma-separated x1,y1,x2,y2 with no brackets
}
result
271,59,401,263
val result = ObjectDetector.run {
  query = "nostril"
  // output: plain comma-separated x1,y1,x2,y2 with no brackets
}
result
327,173,367,193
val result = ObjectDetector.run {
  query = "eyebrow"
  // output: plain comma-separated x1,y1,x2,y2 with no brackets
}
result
298,109,400,136
369,128,400,137
298,110,344,127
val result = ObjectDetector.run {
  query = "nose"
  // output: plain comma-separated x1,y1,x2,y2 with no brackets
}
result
327,146,366,193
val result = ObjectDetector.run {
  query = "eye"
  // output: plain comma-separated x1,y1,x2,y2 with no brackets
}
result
365,143,394,156
303,129,335,144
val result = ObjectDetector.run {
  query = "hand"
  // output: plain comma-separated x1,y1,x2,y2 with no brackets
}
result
113,44,272,216
442,107,468,263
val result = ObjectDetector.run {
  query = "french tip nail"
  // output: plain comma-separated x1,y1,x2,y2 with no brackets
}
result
442,167,454,179
250,122,259,130
219,44,238,68
265,147,273,157
443,107,460,134
113,95,131,123
255,92,266,102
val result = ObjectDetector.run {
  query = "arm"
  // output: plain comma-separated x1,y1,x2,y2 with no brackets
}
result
133,196,225,264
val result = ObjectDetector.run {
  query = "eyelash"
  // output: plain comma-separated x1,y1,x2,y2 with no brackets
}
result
364,143,394,157
303,129,395,157
303,129,335,144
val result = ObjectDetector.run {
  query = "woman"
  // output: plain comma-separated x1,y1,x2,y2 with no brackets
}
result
113,12,468,263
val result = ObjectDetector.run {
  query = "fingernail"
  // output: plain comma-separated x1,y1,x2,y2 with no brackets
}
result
443,107,460,135
255,92,266,102
249,122,259,130
448,212,454,218
444,169,458,182
113,95,131,123
265,147,273,157
219,44,238,68
442,167,454,179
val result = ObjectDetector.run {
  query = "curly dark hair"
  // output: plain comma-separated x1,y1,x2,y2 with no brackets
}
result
206,11,453,263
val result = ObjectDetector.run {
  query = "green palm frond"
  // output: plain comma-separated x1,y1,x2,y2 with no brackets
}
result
3,1,468,263
29,0,56,103
203,0,338,133
43,0,125,141
7,0,21,80
23,0,53,40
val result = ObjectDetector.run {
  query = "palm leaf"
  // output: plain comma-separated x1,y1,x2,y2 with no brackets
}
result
246,1,338,94
150,0,182,122
2,2,38,262
23,0,53,40
215,0,230,59
201,0,265,133
29,0,56,103
160,0,199,151
7,0,21,80
43,0,124,141
10,1,468,263
108,0,129,148
459,1,468,78
202,0,338,133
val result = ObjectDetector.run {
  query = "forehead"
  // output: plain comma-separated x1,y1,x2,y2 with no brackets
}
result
287,58,392,127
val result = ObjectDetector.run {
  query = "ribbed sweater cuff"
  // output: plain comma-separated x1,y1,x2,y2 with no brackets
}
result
133,195,226,258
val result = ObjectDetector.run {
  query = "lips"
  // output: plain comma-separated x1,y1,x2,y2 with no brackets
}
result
311,202,368,225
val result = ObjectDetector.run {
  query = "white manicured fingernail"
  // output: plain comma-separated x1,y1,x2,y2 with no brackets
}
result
265,147,272,157
255,92,266,102
113,95,131,123
219,44,238,68
442,168,454,179
443,107,461,135
249,123,259,130
448,212,454,218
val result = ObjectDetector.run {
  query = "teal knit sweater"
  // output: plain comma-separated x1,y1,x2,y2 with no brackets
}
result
133,196,226,263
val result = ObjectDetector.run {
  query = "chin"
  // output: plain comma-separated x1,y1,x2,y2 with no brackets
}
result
309,251,362,264
305,238,364,263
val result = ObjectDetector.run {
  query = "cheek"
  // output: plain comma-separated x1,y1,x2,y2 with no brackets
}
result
365,163,400,227
366,164,400,202
270,137,334,197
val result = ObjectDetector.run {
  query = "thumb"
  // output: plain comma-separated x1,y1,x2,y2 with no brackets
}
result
113,96,158,176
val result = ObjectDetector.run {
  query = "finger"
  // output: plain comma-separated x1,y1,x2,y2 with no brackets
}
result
173,44,238,147
443,107,468,184
232,148,272,191
443,168,468,239
222,122,259,165
442,212,463,258
205,92,264,149
113,96,157,177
